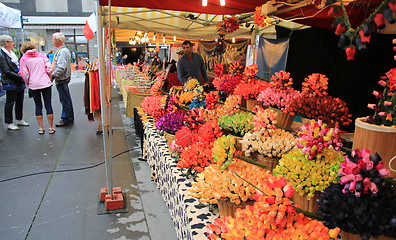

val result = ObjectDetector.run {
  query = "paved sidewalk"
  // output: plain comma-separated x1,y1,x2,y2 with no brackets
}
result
0,71,176,240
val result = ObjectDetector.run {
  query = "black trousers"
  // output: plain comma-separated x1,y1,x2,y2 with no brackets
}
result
4,89,24,124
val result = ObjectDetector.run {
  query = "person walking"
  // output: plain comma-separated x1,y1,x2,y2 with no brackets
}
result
20,42,55,134
0,35,29,130
177,40,208,85
51,32,74,127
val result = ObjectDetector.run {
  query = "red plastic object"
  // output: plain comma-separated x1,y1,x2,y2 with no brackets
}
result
100,187,122,202
105,192,125,210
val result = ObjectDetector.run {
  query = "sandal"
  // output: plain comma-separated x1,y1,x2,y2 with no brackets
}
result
49,128,56,134
38,128,45,134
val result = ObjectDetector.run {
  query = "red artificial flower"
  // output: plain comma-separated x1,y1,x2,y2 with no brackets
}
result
345,46,356,61
359,29,371,43
335,24,347,35
374,13,386,28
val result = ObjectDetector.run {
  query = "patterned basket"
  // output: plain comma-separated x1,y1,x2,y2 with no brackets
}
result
269,107,295,130
254,153,279,172
164,131,176,150
218,199,255,218
291,192,319,213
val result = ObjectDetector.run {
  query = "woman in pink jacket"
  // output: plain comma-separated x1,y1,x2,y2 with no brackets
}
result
20,42,55,134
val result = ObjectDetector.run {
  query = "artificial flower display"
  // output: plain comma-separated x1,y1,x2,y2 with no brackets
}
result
189,160,272,205
212,135,238,170
254,5,272,28
216,16,240,36
338,149,390,197
242,64,259,83
178,91,194,105
233,79,269,100
150,73,165,96
214,62,224,78
176,120,223,174
205,91,219,110
184,78,199,92
301,73,328,97
273,147,344,200
155,111,185,134
228,60,244,76
253,106,278,134
242,128,297,159
366,67,396,126
213,74,242,94
216,95,242,117
206,174,341,240
189,86,207,109
218,111,254,137
317,150,395,240
297,119,342,160
287,73,352,126
257,71,302,112
141,95,166,120
183,108,205,130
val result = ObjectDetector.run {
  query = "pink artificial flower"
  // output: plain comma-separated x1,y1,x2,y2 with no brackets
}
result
367,104,376,109
384,101,392,106
378,80,387,87
372,90,380,98
378,112,387,116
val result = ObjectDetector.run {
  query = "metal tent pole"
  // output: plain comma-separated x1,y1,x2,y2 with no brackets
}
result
96,0,112,198
107,0,113,197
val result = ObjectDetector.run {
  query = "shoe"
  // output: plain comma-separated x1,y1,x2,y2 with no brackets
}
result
16,120,30,126
7,123,20,130
55,121,70,127
38,128,45,134
49,128,56,134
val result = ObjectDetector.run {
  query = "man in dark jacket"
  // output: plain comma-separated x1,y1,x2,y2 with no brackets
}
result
177,40,208,85
52,32,74,127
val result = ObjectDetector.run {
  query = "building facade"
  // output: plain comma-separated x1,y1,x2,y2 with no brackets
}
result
0,0,98,64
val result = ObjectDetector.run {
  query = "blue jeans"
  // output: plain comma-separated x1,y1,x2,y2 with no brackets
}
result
30,86,53,116
56,83,74,123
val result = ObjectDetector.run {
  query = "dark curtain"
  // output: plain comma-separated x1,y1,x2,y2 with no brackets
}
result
276,26,396,132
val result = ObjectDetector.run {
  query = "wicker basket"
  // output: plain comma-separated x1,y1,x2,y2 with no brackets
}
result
218,199,255,218
291,193,319,213
254,153,279,172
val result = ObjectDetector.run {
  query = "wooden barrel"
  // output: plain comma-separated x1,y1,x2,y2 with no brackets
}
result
246,99,261,111
340,231,395,240
218,199,255,218
291,193,319,213
269,107,295,130
254,153,279,172
353,117,396,178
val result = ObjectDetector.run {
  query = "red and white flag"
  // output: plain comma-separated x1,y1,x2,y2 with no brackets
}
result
83,12,97,40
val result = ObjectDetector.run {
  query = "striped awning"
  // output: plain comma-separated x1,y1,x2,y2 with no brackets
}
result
23,24,84,30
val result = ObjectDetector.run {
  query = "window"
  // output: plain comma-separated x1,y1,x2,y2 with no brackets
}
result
65,30,89,63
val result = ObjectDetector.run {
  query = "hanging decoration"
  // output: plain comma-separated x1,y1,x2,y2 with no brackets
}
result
328,0,396,60
214,16,240,55
253,5,271,28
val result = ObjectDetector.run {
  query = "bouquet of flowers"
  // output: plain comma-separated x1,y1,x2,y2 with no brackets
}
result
212,135,238,170
155,111,185,134
317,149,395,240
242,128,297,158
218,111,254,137
297,119,342,160
183,108,205,130
233,79,269,99
254,5,272,28
189,86,206,109
184,78,199,92
287,73,352,126
188,160,272,205
205,91,219,110
273,147,344,200
216,16,240,36
366,67,396,126
216,94,242,117
212,74,242,94
141,95,166,120
150,73,165,96
176,120,223,174
206,174,341,240
253,106,278,134
257,70,302,112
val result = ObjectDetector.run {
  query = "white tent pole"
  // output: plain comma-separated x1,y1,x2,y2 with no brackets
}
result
96,0,112,198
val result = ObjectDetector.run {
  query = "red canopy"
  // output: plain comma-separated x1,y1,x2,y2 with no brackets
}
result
98,0,264,15
99,0,384,30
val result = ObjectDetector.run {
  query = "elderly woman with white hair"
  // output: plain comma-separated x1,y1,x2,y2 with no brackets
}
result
0,34,29,130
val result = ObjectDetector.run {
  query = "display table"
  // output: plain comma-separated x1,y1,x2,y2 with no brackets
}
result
143,122,219,240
